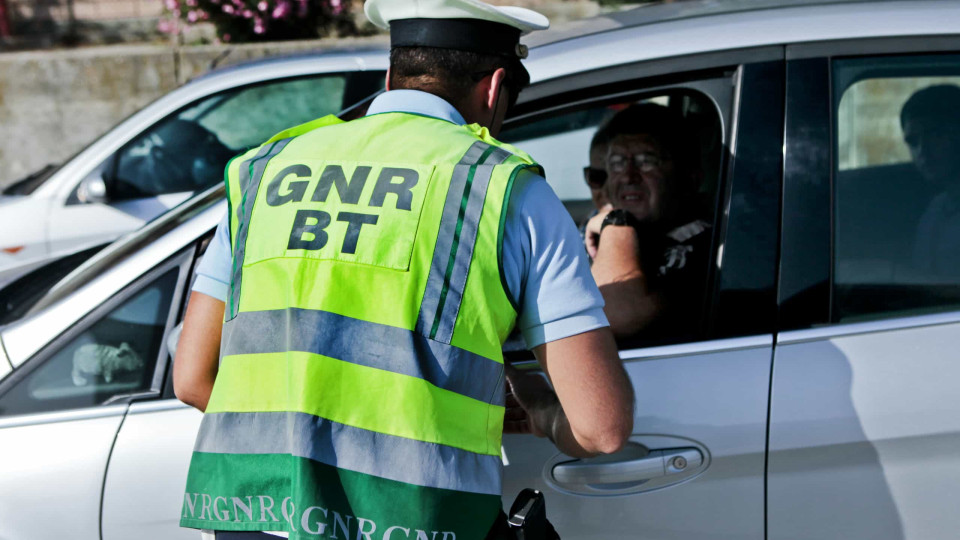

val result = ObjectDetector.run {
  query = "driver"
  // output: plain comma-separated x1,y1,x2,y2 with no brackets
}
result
584,103,710,341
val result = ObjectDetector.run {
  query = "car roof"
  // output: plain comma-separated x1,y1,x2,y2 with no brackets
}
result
527,0,960,83
530,0,956,48
188,41,389,85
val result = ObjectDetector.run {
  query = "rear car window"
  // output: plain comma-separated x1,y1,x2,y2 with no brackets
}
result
832,54,960,322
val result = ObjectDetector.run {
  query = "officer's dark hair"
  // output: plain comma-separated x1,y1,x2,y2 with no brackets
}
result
389,46,529,111
901,84,960,129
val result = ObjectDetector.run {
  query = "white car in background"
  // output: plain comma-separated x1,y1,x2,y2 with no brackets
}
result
0,49,388,289
4,1,960,539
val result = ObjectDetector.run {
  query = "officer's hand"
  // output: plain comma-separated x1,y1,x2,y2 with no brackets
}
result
504,364,560,439
503,385,531,434
584,204,613,259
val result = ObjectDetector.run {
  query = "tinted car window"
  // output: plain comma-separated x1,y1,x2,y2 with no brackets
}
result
833,54,960,322
0,268,178,416
111,74,356,200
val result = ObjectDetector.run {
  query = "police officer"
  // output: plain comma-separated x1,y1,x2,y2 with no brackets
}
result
174,1,634,538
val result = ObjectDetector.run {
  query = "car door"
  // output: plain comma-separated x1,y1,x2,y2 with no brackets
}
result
47,70,384,260
0,251,191,540
768,40,960,540
498,51,784,539
100,236,211,540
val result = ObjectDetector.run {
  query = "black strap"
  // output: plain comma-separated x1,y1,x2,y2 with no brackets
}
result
391,18,522,58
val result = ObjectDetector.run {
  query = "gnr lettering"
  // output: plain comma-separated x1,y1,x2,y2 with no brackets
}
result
266,164,419,210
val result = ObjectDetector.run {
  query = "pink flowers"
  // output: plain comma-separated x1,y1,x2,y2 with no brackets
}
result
157,18,175,33
187,9,207,22
163,0,347,42
271,0,291,19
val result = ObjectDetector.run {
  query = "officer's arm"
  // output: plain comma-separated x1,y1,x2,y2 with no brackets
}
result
510,327,634,457
173,291,224,411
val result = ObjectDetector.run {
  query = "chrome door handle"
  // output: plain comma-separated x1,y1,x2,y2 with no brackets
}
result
552,448,703,485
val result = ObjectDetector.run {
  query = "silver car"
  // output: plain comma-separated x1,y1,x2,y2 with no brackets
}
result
0,48,388,289
3,1,960,539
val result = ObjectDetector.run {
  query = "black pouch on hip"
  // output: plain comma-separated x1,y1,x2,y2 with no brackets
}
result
507,489,560,540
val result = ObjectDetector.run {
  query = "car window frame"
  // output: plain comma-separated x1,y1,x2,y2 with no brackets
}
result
505,46,785,359
160,233,215,401
708,58,785,341
0,249,193,418
780,37,960,333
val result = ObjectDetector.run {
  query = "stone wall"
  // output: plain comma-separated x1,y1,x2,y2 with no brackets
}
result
0,36,388,189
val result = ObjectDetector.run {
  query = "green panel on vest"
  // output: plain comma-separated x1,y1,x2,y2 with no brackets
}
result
208,352,504,456
244,159,436,272
182,452,500,540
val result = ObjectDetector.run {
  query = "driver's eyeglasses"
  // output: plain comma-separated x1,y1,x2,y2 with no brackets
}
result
607,153,663,174
583,167,607,189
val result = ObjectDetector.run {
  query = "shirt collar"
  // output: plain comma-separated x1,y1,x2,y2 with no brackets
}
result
365,89,467,126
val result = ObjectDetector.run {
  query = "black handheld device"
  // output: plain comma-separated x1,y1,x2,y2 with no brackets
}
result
507,489,559,540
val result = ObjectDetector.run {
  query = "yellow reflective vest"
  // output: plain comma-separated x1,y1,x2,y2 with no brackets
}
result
181,111,541,540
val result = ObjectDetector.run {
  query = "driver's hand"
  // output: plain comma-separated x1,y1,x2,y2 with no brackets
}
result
585,204,614,259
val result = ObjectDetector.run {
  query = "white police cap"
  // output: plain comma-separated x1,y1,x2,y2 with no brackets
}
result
365,0,549,59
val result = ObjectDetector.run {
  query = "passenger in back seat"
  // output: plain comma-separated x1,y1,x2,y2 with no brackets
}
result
901,85,960,278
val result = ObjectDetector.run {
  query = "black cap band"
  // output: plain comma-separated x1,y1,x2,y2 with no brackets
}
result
390,18,523,58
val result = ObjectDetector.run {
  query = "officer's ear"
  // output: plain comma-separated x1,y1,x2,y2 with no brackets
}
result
483,67,508,111
385,67,393,91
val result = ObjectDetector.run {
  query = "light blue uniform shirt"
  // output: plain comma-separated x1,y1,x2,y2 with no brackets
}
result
193,90,607,348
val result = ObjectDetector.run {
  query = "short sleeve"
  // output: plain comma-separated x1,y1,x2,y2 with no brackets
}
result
501,170,609,349
192,211,232,302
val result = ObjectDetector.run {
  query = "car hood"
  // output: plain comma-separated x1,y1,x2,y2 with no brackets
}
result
0,195,25,206
0,196,47,251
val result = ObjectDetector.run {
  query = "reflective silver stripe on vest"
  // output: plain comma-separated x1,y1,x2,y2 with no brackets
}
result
221,308,505,405
416,141,490,339
432,146,512,344
195,411,502,496
228,138,292,320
